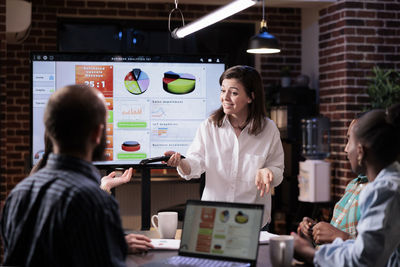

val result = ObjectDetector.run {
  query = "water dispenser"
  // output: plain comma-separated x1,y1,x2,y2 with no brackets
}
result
298,116,331,202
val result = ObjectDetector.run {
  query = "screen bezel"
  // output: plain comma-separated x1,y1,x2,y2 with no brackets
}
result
30,51,226,169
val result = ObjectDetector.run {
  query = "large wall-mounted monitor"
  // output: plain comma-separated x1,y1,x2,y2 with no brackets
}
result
31,52,225,167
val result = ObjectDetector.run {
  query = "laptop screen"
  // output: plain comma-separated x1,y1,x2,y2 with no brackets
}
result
179,200,263,263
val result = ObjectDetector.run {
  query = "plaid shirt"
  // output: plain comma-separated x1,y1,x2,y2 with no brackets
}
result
330,175,368,239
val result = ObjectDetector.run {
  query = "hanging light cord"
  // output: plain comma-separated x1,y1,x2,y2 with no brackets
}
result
261,0,267,29
168,0,185,34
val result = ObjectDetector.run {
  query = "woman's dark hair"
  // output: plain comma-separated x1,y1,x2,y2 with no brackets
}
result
210,65,267,135
30,132,53,175
355,103,400,165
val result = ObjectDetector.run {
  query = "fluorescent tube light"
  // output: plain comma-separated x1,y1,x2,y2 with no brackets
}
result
172,0,258,39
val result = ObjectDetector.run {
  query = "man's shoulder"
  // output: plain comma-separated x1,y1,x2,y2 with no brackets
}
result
12,168,107,204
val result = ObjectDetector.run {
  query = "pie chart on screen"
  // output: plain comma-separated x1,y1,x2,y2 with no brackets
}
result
124,68,150,95
162,71,196,94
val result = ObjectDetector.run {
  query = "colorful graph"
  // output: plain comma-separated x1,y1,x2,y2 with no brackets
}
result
151,107,166,118
121,141,141,152
162,71,196,94
124,68,150,95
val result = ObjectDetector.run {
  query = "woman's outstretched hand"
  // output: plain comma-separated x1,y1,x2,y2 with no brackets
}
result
255,168,274,197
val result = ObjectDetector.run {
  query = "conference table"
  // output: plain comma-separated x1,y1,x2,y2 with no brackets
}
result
125,230,307,267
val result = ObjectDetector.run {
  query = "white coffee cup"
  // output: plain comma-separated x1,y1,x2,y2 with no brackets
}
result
269,235,294,267
151,211,178,239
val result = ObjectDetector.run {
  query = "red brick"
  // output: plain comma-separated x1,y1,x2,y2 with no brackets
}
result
346,36,364,43
345,53,363,60
78,9,97,15
387,21,400,28
377,28,397,36
127,3,146,9
356,28,376,35
366,54,384,61
119,10,134,17
356,45,375,52
357,11,376,18
185,4,206,11
107,2,126,8
343,28,356,35
365,37,384,44
99,9,117,16
58,8,78,15
45,0,64,7
385,54,400,61
66,0,85,7
345,19,364,26
366,20,383,27
386,38,400,44
377,11,396,19
137,10,158,17
344,10,356,17
378,46,395,53
87,1,105,8
366,3,384,10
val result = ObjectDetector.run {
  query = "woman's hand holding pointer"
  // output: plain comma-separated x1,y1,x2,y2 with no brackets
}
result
164,151,191,175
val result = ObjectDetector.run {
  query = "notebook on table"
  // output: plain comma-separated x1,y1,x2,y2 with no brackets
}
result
141,199,264,267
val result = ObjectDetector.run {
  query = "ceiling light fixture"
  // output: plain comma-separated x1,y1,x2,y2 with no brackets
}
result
170,0,259,39
247,0,280,54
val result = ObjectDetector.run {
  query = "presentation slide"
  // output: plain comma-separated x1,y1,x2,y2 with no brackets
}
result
31,53,225,166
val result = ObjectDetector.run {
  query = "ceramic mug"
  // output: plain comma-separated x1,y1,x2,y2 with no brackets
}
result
151,211,178,239
269,235,294,267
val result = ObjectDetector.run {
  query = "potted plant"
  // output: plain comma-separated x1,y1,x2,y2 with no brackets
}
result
367,66,400,109
280,66,291,88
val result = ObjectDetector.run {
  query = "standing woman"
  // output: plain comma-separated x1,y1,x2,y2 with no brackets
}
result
165,65,284,227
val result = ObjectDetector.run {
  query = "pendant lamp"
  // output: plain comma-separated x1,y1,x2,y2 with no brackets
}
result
247,0,280,54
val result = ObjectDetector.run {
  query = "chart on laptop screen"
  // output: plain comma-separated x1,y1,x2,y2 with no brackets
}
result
180,203,262,260
31,53,225,166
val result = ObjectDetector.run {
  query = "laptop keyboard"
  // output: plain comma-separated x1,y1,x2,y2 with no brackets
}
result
165,256,250,267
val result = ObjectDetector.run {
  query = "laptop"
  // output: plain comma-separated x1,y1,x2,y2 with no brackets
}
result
141,200,264,267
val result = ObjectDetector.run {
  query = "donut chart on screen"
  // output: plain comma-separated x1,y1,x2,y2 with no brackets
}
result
162,71,196,94
124,68,150,95
121,141,140,152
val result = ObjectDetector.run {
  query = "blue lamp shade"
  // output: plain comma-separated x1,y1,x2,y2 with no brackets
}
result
247,27,280,54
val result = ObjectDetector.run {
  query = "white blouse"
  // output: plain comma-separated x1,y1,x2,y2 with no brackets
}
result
178,116,284,226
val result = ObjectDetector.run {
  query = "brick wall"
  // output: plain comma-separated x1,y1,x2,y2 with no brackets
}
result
0,0,5,260
0,0,5,202
319,0,400,201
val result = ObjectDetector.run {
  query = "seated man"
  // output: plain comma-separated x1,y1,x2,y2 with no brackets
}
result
298,119,368,245
1,84,131,266
293,105,400,266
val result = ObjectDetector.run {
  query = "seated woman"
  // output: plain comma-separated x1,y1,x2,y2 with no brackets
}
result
293,103,400,266
298,118,368,245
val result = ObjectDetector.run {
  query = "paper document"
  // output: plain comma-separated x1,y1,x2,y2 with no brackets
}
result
259,231,279,244
151,239,181,250
151,231,278,250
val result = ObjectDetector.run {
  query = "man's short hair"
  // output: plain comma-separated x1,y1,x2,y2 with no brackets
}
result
44,84,107,152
